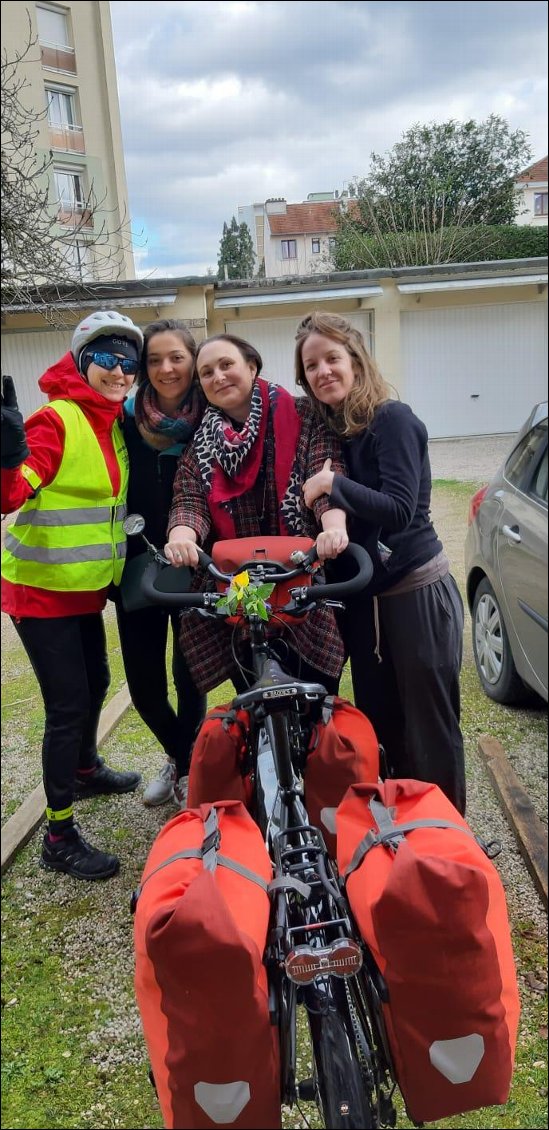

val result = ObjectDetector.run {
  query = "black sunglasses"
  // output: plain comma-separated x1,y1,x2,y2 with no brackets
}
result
90,350,139,376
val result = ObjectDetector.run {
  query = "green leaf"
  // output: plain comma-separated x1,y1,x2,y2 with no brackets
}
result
254,584,274,599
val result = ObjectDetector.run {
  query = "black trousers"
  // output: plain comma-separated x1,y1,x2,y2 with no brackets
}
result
339,574,466,815
13,613,110,815
115,603,206,776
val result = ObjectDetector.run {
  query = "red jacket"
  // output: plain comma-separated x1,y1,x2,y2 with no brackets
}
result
1,353,126,619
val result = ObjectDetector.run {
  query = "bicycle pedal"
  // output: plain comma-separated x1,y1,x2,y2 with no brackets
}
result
297,1077,315,1101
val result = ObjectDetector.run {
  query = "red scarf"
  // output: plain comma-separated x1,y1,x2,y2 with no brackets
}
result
201,379,302,538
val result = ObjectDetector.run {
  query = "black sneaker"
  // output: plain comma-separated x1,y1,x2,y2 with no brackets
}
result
40,825,120,881
74,756,141,799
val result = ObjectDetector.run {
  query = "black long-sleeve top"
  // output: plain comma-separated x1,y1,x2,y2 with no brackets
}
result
122,408,183,563
330,399,442,594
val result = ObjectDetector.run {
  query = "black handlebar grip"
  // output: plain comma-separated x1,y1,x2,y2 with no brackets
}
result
294,542,373,605
140,560,209,608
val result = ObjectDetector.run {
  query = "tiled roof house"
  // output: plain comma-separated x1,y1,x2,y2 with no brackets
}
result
515,156,548,225
238,196,359,277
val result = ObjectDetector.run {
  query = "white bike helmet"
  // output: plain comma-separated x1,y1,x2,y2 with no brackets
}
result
71,310,144,367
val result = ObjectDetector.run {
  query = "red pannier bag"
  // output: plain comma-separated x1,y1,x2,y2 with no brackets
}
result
134,801,280,1129
304,696,380,857
187,704,252,810
336,779,520,1124
188,698,380,860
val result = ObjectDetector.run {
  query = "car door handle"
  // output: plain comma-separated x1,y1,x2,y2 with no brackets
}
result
502,524,522,543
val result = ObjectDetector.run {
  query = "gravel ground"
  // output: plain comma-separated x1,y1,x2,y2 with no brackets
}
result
428,433,514,482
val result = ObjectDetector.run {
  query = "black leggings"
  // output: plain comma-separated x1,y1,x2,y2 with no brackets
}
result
115,602,206,776
13,613,110,814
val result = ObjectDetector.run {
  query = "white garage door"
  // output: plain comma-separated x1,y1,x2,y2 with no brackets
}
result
1,329,73,419
401,301,547,438
225,312,374,395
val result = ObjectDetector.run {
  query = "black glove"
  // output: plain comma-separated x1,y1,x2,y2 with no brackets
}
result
1,375,30,469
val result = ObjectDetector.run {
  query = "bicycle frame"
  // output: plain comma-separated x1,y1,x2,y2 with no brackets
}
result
228,617,396,1128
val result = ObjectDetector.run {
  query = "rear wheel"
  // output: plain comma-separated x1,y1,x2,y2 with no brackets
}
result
305,977,374,1128
472,577,526,704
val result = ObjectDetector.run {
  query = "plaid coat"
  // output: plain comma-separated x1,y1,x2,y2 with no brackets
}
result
168,396,346,693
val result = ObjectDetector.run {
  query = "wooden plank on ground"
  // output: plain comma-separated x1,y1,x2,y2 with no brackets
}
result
1,685,132,875
478,734,548,910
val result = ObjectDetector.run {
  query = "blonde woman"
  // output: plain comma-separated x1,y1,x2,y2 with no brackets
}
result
296,311,465,815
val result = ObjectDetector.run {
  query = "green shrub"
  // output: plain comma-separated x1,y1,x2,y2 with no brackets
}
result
333,223,548,269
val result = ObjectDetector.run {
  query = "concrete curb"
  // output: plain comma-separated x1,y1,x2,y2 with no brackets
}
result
0,684,132,875
478,734,548,910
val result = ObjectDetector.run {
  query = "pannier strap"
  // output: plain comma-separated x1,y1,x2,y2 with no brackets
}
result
209,708,249,741
268,875,312,899
131,807,268,906
344,797,477,878
321,695,336,726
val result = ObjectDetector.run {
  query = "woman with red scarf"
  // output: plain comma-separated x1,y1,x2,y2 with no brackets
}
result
165,333,348,698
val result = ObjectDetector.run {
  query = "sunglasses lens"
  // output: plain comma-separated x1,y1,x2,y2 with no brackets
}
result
92,352,137,375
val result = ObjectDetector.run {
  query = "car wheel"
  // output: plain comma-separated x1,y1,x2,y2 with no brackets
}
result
472,578,526,704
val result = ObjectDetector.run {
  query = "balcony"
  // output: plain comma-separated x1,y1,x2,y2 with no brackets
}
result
40,43,76,74
49,124,85,154
57,207,93,231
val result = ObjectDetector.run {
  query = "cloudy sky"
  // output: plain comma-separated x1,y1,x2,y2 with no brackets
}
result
109,0,548,279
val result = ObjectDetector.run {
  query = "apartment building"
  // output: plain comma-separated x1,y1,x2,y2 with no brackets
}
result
2,0,134,281
515,156,548,226
238,194,348,278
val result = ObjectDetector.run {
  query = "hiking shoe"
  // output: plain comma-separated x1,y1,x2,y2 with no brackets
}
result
40,825,119,881
143,759,177,807
74,756,141,799
174,775,189,810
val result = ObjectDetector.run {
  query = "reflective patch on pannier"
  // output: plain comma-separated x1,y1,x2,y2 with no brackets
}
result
194,1080,251,1124
429,1034,485,1085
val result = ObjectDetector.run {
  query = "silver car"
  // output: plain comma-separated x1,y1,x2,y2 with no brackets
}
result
465,403,548,704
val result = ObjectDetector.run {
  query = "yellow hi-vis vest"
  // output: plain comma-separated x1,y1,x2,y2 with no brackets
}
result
1,399,129,592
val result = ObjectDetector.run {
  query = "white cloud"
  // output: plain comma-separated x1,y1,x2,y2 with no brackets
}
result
110,0,548,277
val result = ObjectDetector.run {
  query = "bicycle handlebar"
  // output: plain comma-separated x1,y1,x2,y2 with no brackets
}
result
139,540,372,612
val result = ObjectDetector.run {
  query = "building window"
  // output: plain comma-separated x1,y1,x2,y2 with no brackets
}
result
55,169,85,209
54,168,92,228
47,88,76,128
534,192,548,216
46,87,85,152
328,237,337,252
37,4,76,72
311,238,321,254
62,239,93,281
281,239,297,260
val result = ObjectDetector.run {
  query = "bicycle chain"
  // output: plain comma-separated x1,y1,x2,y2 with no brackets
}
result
344,979,372,1081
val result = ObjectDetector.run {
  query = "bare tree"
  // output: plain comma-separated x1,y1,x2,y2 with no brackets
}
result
1,20,140,323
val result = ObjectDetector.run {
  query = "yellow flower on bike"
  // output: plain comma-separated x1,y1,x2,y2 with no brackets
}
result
233,570,250,594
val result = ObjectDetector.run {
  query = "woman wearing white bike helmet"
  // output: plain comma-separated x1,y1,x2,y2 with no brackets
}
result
1,310,144,880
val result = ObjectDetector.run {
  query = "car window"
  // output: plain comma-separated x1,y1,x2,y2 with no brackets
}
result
530,447,548,504
505,421,548,493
